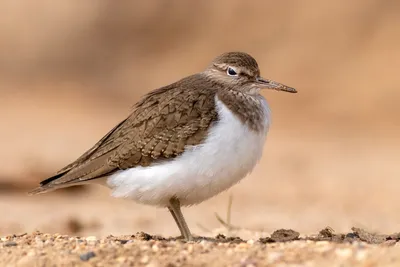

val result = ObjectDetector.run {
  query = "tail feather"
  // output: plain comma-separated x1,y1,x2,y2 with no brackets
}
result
27,171,70,196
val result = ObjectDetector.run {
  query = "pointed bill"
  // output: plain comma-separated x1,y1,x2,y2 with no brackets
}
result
256,77,297,93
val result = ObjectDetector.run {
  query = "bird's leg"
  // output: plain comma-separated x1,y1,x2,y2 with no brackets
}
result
168,197,193,241
167,206,183,237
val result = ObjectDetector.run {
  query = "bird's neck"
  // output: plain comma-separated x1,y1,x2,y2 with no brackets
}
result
217,89,269,133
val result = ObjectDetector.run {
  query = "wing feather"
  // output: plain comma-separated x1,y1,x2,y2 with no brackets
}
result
29,75,218,194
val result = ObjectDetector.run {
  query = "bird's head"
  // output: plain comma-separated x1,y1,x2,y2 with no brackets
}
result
204,52,297,94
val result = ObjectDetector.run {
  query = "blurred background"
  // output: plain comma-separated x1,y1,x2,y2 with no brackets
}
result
1,0,400,238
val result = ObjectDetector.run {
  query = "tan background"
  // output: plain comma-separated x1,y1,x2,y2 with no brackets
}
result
1,0,400,238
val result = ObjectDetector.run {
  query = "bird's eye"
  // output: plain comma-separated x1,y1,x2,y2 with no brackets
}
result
227,67,238,76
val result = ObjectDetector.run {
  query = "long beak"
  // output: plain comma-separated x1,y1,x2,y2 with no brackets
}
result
256,77,297,93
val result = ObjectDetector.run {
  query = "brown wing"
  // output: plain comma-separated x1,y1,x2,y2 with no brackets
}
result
29,75,218,194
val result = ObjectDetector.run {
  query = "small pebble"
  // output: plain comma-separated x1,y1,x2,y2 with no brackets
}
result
335,248,353,258
27,251,36,257
140,255,150,264
80,251,96,261
152,244,159,252
116,257,126,263
355,249,368,261
86,236,97,242
314,244,332,253
199,240,208,246
247,239,255,245
4,241,17,247
236,243,249,249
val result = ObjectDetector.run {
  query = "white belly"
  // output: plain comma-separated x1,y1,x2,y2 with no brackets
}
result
106,96,270,206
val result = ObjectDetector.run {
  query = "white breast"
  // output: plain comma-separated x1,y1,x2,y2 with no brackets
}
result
106,96,271,207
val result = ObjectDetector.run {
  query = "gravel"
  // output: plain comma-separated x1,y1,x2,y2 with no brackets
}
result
2,228,400,266
79,251,96,261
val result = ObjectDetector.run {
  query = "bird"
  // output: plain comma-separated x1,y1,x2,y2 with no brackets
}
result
29,52,297,241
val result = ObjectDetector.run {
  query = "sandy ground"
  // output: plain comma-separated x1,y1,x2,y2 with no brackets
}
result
2,228,400,266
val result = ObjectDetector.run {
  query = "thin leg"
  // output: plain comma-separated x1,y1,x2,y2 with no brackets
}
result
168,197,193,241
167,206,182,237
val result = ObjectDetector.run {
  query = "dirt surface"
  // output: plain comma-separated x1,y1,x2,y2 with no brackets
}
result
2,228,400,266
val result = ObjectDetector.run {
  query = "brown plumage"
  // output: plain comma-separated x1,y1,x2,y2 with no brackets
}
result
29,74,220,194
